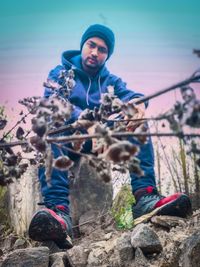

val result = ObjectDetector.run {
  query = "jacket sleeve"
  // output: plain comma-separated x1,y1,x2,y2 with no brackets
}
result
113,77,148,108
43,65,83,122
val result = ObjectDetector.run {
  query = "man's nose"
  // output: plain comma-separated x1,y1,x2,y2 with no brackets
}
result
91,48,98,57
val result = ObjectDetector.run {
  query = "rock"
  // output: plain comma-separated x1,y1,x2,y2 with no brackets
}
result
69,158,113,236
104,238,117,254
107,251,121,267
179,230,200,267
191,210,200,226
13,238,27,250
151,215,186,229
90,238,117,254
114,247,149,267
7,166,42,236
90,240,107,249
78,210,99,236
3,234,18,251
49,253,65,267
158,243,180,267
117,232,134,262
134,247,150,267
1,246,49,267
0,225,6,235
41,241,63,254
87,247,107,266
86,238,117,267
49,252,72,267
131,223,162,254
67,245,89,267
0,249,3,257
104,232,112,240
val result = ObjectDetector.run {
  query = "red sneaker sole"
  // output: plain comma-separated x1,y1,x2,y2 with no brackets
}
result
29,210,73,249
156,194,192,218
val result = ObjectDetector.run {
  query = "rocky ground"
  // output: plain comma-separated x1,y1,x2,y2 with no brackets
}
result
1,209,200,267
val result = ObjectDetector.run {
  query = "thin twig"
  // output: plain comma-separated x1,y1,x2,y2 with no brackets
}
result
133,74,200,105
0,140,28,148
46,132,200,144
48,123,76,136
46,116,163,137
105,116,167,123
153,121,178,191
0,132,200,148
72,211,110,229
1,111,31,141
52,142,90,158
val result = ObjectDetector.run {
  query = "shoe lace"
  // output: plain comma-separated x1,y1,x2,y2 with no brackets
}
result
143,193,163,201
37,202,70,215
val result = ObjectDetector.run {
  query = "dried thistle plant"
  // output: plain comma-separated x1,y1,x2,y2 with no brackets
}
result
0,71,200,186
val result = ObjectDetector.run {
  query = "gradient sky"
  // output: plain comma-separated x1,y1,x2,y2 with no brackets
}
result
0,0,200,127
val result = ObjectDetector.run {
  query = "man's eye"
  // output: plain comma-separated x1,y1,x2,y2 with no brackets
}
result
89,43,96,48
99,48,107,54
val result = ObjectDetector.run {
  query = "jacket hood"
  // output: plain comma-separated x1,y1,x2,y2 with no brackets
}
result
61,50,110,78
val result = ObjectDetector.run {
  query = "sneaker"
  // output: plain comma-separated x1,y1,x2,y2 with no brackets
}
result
132,186,192,220
28,205,73,249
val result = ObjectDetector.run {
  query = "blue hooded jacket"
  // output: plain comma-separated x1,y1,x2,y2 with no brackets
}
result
39,50,155,207
44,50,147,121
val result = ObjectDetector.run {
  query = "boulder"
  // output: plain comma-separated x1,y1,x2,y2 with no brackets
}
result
69,158,113,236
179,230,200,267
131,223,162,254
1,246,49,267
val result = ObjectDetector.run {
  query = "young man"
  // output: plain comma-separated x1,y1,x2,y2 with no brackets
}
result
28,24,192,249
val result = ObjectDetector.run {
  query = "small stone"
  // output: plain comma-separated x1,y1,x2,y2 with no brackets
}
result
3,234,17,251
134,247,150,267
117,232,134,262
13,238,27,249
104,232,112,240
87,247,106,266
151,215,186,229
131,223,162,254
67,245,89,267
49,252,72,267
90,240,107,249
0,225,5,233
104,238,117,254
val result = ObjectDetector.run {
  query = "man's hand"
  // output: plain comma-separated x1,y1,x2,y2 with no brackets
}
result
107,99,145,132
87,124,107,154
125,100,145,132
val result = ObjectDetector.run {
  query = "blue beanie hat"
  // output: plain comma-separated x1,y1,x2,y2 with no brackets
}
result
80,24,115,59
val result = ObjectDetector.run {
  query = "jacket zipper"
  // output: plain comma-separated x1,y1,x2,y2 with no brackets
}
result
98,76,101,97
86,77,92,106
86,76,102,106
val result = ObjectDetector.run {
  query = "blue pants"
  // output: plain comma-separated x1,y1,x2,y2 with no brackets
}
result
38,135,156,208
129,136,156,193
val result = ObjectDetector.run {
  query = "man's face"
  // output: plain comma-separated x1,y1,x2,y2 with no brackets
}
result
81,37,108,73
